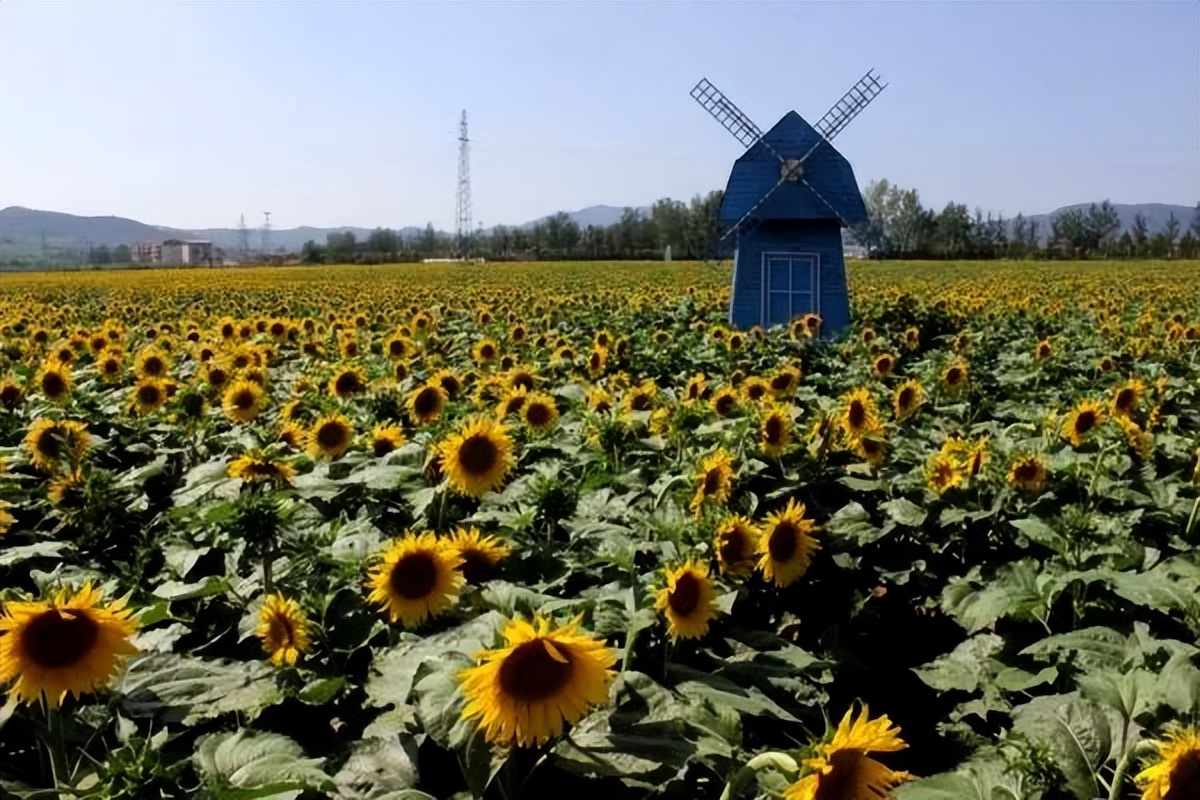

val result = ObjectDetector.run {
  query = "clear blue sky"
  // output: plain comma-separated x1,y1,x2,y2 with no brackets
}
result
1,1,1196,231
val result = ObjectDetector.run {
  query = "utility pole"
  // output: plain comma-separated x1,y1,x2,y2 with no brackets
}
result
261,211,272,260
455,110,472,257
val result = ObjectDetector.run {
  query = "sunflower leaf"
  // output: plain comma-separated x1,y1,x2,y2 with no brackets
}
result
119,653,280,724
193,729,333,800
1010,693,1112,800
332,736,421,799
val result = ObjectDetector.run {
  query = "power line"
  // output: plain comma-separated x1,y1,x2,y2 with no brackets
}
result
455,110,472,255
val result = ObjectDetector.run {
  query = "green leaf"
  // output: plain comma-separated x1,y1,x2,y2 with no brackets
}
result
298,676,346,705
942,561,1045,633
412,659,474,750
119,653,280,724
1110,556,1200,632
882,497,927,528
912,634,1004,693
825,501,889,546
193,729,333,800
0,541,68,566
365,612,504,710
333,736,420,799
1019,627,1126,670
1010,516,1069,555
1011,693,1112,800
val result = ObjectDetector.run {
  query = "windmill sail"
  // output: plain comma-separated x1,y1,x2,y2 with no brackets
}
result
690,79,764,148
814,70,887,142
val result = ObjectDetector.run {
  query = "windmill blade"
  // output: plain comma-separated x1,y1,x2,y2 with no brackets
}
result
691,78,765,148
814,69,887,142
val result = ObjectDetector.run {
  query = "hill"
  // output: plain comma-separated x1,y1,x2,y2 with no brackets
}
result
1021,202,1196,239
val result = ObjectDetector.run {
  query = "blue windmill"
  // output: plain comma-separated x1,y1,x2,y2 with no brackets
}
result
691,71,886,335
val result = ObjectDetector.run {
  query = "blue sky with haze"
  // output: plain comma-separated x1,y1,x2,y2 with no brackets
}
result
1,1,1196,231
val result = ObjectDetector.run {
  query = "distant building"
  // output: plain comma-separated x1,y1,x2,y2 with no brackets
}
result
160,239,213,266
131,241,163,264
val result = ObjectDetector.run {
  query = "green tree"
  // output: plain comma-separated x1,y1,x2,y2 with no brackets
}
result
300,240,326,264
366,228,399,262
934,203,974,258
326,231,357,263
112,244,131,263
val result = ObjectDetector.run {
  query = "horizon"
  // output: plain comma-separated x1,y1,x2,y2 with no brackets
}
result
1,2,1197,231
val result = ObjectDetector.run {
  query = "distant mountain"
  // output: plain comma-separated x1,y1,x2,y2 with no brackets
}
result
1,201,1193,261
1019,203,1196,240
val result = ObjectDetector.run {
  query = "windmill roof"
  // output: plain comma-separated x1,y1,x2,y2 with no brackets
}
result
718,111,868,226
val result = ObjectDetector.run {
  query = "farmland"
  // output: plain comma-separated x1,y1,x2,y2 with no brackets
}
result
0,259,1197,800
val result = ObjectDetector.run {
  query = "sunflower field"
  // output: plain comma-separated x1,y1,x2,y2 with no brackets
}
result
0,259,1197,800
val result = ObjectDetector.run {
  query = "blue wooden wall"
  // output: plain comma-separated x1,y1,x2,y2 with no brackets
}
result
728,220,852,334
719,111,868,226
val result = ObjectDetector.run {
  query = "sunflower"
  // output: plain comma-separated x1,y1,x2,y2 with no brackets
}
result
903,326,920,349
586,387,613,414
1136,726,1200,800
872,353,896,378
496,386,529,418
757,499,820,587
439,417,516,498
446,527,511,583
222,379,266,423
769,367,802,398
328,365,367,399
759,404,793,458
228,452,295,486
47,469,86,507
926,452,965,495
587,347,608,377
1098,356,1117,373
654,560,720,641
854,428,888,467
459,615,617,747
473,339,499,366
133,346,170,379
783,704,911,800
711,386,740,419
384,333,412,361
408,383,448,425
0,501,13,537
36,361,72,402
97,352,124,382
506,367,537,393
308,414,354,460
0,376,23,410
431,369,463,400
23,419,90,473
714,516,760,577
129,377,168,416
521,392,559,432
741,376,771,403
892,379,923,421
277,421,310,450
1063,399,1105,447
621,380,658,413
255,593,311,667
370,423,407,457
1035,338,1053,361
941,362,968,391
1111,378,1144,417
1008,454,1048,492
839,387,879,444
365,532,464,626
690,448,734,515
0,583,139,708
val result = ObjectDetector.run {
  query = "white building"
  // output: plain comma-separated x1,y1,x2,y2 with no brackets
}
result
160,239,213,266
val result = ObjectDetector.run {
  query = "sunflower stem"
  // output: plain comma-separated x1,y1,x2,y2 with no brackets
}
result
263,551,274,594
1107,746,1133,800
46,707,70,798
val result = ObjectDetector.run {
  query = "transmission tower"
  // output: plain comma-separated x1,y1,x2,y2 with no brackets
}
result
455,110,472,255
237,214,251,262
261,211,272,259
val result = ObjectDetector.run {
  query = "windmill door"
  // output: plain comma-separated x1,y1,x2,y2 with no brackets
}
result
761,252,820,326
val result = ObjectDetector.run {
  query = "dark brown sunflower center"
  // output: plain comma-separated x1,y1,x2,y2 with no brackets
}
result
525,402,552,427
389,340,406,356
511,374,534,392
1014,462,1039,482
1165,749,1200,800
479,343,495,359
876,358,892,372
343,342,359,356
946,368,963,385
457,434,499,476
439,378,460,398
137,384,162,405
389,552,439,599
0,385,20,405
142,357,164,376
813,748,866,800
268,612,295,646
629,393,652,411
764,416,784,444
247,461,283,477
42,372,67,396
668,572,702,616
413,387,442,417
102,359,120,374
232,389,256,410
747,384,766,400
771,374,792,391
24,608,100,669
373,437,397,457
1038,343,1051,357
316,422,348,449
37,429,62,457
687,383,701,400
703,468,723,495
719,530,750,565
1074,411,1096,435
715,394,735,417
847,401,866,429
898,388,915,409
270,323,286,337
335,373,361,395
1114,389,1134,411
768,521,799,562
459,550,493,584
497,638,574,702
